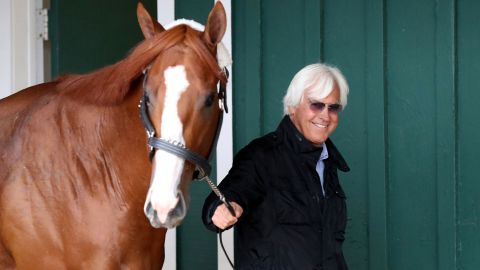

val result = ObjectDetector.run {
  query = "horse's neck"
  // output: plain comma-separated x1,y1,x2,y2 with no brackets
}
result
96,83,144,135
57,83,150,200
82,82,150,178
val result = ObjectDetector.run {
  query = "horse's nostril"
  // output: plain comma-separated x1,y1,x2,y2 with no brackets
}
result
145,201,162,228
171,192,187,219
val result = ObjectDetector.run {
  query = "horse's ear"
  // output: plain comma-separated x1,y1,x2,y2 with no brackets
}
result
203,1,227,46
137,2,165,39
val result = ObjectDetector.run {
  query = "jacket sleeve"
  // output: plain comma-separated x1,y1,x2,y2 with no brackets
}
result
202,143,265,232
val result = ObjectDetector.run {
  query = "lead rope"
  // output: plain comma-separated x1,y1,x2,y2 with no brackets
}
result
201,174,236,269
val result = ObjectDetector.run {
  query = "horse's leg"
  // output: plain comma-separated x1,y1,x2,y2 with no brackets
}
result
74,228,166,269
120,228,167,269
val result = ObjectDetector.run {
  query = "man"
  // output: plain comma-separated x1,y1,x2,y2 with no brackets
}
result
202,63,350,269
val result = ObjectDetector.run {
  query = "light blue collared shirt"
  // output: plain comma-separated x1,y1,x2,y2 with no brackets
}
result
315,143,329,196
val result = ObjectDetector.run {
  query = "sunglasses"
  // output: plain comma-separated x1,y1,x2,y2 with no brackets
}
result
308,99,343,114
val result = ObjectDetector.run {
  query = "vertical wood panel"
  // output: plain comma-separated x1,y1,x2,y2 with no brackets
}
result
232,0,262,151
457,0,480,269
323,0,369,268
262,0,306,132
434,1,457,270
386,0,438,268
304,0,322,62
365,0,388,269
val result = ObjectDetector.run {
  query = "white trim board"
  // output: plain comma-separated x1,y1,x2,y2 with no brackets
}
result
0,0,12,99
1,0,45,100
157,1,234,270
214,0,234,269
157,1,177,270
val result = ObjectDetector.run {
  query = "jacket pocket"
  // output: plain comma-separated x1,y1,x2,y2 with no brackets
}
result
330,184,347,217
333,186,346,199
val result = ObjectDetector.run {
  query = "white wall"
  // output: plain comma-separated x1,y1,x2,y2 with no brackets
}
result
0,0,12,99
1,0,45,100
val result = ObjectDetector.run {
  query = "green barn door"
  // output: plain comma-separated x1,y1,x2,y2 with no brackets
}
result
233,0,480,270
50,0,157,77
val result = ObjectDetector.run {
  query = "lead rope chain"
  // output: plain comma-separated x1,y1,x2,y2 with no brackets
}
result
201,175,235,269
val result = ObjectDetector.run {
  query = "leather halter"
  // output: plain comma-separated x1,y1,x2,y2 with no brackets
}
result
138,66,229,180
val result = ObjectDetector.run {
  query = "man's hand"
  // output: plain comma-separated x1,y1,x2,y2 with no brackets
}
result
212,202,243,230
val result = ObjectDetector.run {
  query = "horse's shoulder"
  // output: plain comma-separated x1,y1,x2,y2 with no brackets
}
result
0,81,61,162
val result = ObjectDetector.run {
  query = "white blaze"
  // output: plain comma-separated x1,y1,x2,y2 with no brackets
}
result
144,65,189,223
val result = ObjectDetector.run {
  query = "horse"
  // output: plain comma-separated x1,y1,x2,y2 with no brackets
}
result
0,2,229,269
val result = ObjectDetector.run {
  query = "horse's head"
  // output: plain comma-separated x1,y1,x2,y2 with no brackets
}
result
136,2,229,228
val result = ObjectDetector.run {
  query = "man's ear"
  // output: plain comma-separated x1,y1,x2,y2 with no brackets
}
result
288,106,296,116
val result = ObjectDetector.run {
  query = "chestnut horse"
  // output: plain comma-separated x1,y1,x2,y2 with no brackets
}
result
0,2,229,269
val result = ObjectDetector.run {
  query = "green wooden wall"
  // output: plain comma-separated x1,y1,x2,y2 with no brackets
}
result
50,0,157,77
234,0,480,269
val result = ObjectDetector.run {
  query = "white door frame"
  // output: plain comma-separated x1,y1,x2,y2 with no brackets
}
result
156,2,177,270
213,0,234,269
0,0,45,99
0,0,13,99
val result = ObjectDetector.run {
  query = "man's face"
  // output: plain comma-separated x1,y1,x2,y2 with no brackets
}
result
288,87,341,147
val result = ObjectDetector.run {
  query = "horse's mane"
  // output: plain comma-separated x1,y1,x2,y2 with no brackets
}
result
58,25,225,105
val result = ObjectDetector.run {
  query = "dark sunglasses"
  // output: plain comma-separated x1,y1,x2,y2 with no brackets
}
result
308,100,343,114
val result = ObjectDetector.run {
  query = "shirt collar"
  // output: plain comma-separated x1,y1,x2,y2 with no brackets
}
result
319,142,329,161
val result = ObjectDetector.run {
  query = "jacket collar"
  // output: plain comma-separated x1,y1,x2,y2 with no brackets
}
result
324,137,350,172
276,115,350,172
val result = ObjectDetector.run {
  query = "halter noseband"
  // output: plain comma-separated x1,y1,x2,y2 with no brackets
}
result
138,65,229,179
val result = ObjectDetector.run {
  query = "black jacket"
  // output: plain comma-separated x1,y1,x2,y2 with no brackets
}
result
202,116,350,270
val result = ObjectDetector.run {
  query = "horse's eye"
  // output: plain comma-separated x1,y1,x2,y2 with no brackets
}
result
205,93,215,107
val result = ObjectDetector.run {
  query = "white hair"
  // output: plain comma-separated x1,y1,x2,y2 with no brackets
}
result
282,63,349,115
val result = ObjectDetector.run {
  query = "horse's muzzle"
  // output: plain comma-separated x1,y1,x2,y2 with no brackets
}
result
144,192,187,229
